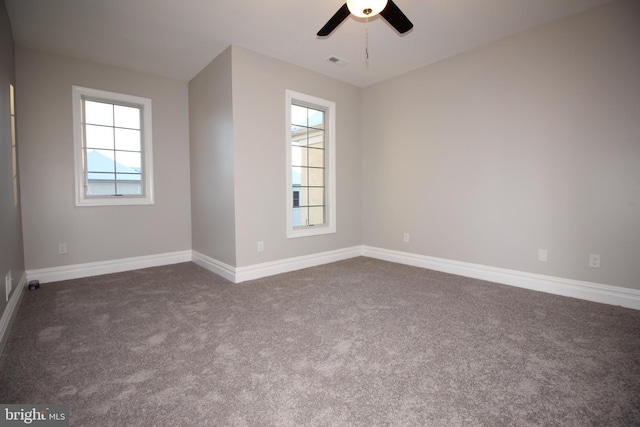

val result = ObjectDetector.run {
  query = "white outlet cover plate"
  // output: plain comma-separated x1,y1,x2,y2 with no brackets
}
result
538,249,548,262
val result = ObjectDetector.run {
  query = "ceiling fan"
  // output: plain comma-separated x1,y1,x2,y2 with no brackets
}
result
317,0,413,37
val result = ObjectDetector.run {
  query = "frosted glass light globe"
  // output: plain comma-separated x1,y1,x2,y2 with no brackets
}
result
346,0,388,18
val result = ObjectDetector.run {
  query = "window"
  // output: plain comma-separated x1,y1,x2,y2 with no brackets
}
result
10,84,18,207
286,90,336,238
72,86,153,206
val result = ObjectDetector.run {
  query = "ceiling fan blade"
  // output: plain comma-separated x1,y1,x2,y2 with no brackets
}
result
317,3,351,37
379,0,413,34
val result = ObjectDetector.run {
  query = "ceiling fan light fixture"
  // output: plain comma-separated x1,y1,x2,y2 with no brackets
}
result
317,0,412,37
346,0,388,18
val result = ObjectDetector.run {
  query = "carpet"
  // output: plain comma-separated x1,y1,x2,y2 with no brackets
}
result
1,257,639,426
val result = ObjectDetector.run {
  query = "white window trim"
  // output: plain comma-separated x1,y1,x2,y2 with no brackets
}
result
285,90,336,238
72,85,154,206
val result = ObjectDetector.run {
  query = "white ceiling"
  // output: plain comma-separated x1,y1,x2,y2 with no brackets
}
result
5,0,613,87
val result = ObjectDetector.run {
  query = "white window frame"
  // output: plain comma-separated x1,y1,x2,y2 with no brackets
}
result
285,90,336,238
10,84,18,207
72,85,154,206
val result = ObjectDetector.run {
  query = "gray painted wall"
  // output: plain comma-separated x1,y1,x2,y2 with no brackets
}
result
362,0,640,290
16,47,192,270
230,46,362,267
189,47,237,266
0,0,24,325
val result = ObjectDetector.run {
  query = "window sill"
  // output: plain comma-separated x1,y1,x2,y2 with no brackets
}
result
287,224,336,239
76,196,154,207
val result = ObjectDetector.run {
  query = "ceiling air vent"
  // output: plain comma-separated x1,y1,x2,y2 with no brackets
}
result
327,56,348,66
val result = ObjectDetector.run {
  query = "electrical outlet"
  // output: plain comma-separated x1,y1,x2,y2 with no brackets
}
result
589,254,601,268
538,249,548,262
5,271,11,302
58,243,68,255
257,241,264,252
403,233,409,243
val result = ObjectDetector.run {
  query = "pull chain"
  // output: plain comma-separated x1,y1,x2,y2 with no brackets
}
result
365,16,370,67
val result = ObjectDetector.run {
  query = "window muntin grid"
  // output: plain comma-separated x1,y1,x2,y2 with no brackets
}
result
73,86,153,206
285,90,335,238
291,103,326,228
81,98,144,197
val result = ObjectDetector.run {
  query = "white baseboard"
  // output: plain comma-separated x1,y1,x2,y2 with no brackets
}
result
0,271,27,355
191,251,236,283
26,250,192,283
22,246,640,310
192,246,364,284
234,246,363,283
362,246,640,310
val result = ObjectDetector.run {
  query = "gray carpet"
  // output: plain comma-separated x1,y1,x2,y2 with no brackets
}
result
1,257,639,426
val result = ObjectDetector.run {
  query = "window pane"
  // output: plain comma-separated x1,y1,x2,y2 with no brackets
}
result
309,168,324,187
292,207,305,227
10,117,15,146
87,179,115,196
10,115,16,146
298,187,309,207
291,105,308,127
291,146,305,166
293,147,324,168
309,188,324,206
84,100,113,126
114,105,140,129
115,151,141,171
308,108,324,130
85,124,114,150
291,127,308,146
309,207,325,225
292,167,302,186
87,149,115,173
300,169,309,186
115,128,141,151
116,176,142,195
307,148,324,168
307,131,324,148
9,84,14,116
